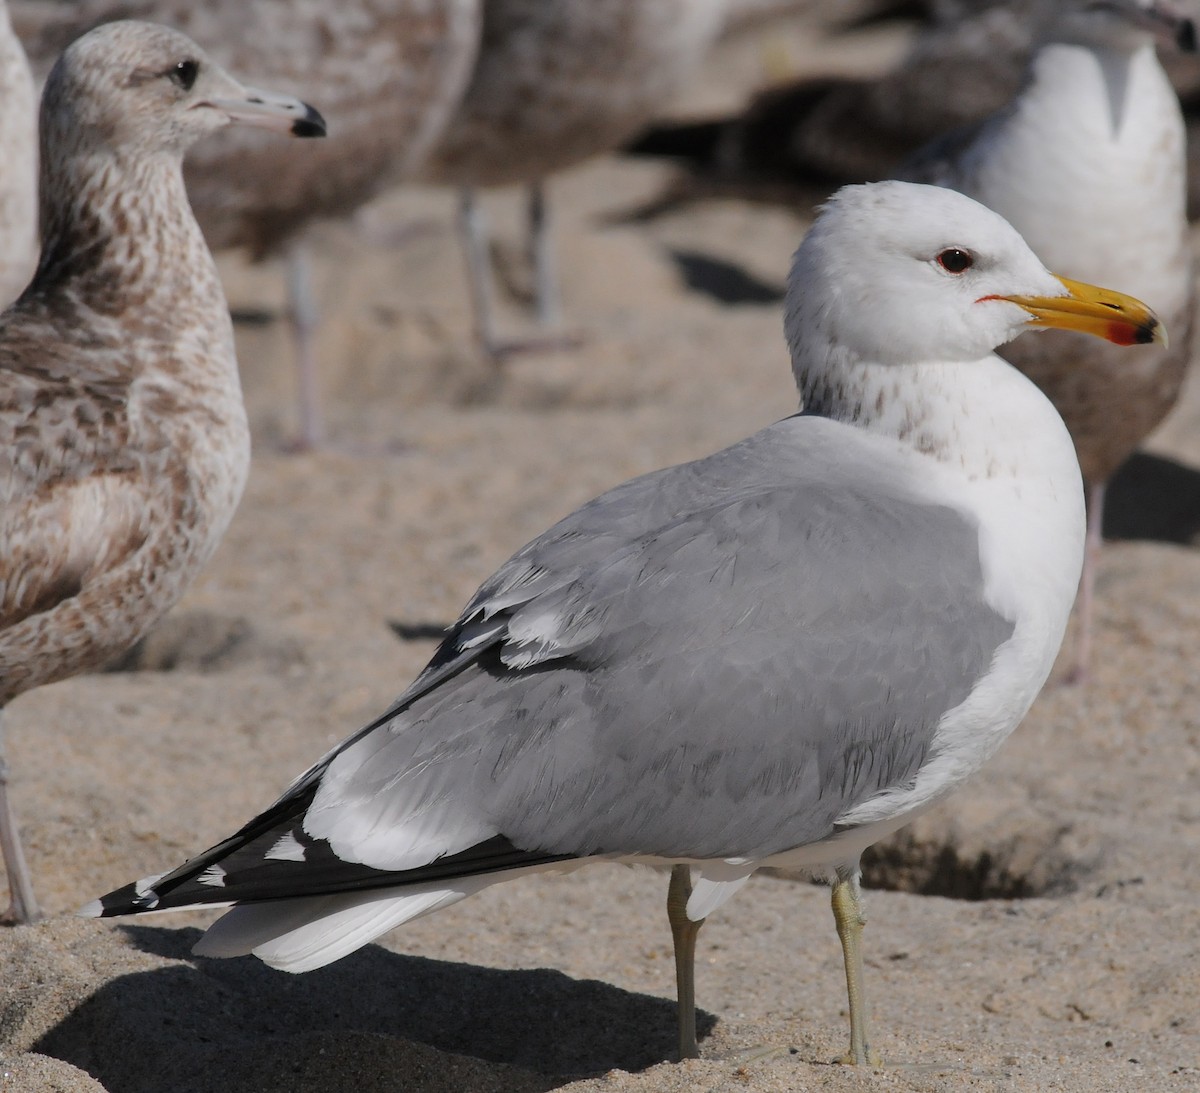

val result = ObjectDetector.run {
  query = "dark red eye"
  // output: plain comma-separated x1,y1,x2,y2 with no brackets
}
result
937,248,973,274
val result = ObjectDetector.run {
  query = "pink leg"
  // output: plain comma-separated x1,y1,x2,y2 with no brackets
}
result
0,710,41,924
1066,479,1106,686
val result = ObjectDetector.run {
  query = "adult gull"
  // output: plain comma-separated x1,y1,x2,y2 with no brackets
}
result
87,181,1163,1063
0,21,325,925
903,0,1197,683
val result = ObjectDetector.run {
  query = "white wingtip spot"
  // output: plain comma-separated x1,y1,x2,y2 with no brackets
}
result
197,864,227,888
265,831,307,862
135,871,167,897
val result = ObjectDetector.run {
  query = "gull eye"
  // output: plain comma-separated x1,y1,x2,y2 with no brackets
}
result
936,248,973,274
167,59,199,91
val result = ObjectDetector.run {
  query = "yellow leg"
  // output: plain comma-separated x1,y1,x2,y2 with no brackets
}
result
831,870,880,1066
667,864,705,1060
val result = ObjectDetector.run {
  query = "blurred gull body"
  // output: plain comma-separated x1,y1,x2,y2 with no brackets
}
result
0,0,37,307
419,0,727,358
903,0,1198,683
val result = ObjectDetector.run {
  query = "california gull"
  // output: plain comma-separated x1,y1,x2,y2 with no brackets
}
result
0,0,36,307
903,0,1197,683
14,0,483,450
0,20,325,925
418,0,726,358
87,181,1163,1062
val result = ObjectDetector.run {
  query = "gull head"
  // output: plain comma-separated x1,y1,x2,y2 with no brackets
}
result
40,21,327,163
784,181,1164,382
1048,0,1197,53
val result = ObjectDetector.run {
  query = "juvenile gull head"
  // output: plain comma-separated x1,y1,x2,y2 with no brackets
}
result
86,182,1163,1064
0,20,323,925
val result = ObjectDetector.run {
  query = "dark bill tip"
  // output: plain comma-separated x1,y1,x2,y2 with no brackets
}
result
1135,317,1163,345
292,103,327,139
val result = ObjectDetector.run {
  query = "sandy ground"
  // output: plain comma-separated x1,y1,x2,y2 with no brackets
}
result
3,12,1200,1092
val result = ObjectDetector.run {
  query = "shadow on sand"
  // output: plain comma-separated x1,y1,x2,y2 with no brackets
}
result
32,925,713,1093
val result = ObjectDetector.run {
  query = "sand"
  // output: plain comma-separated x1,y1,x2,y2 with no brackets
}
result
2,13,1199,1092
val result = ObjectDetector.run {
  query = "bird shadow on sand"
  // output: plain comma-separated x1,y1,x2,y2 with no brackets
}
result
1105,452,1200,544
32,925,712,1093
664,247,786,307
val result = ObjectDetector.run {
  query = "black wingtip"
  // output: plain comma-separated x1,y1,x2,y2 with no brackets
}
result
292,103,327,138
81,878,163,918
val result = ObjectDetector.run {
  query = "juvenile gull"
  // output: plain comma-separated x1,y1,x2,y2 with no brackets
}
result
87,182,1162,1063
0,0,37,306
419,0,726,358
903,0,1197,683
0,20,324,924
14,0,483,449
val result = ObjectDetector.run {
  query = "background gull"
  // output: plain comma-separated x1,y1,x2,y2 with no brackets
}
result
88,182,1162,1064
0,0,36,307
0,20,325,924
632,0,1200,219
14,0,483,450
902,0,1198,683
417,0,727,359
628,0,1037,199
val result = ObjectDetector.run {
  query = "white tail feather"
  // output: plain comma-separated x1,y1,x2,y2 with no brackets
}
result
192,861,581,972
194,882,481,972
688,866,754,920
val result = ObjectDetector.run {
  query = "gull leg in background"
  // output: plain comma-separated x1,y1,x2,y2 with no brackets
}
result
285,240,324,452
1066,479,1107,686
832,867,879,1066
458,184,582,362
527,180,561,328
0,710,40,925
668,864,705,1060
458,185,503,361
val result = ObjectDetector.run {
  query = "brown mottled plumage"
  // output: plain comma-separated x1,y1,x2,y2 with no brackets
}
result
419,0,728,355
0,0,36,307
15,0,483,446
0,19,325,924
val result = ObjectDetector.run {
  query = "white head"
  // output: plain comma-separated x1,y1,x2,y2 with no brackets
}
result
39,20,326,164
784,181,1163,387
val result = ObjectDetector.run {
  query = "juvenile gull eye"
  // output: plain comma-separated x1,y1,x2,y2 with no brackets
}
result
167,59,199,90
937,248,973,274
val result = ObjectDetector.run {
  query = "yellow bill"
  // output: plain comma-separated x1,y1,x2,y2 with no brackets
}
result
988,275,1168,349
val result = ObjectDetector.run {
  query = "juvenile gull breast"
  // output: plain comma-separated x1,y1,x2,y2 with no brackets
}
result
88,181,1164,1064
0,0,37,306
0,19,325,924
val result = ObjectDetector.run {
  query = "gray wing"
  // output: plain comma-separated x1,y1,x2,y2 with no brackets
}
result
96,417,1015,914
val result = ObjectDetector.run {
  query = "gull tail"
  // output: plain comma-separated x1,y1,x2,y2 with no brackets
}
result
81,771,574,971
